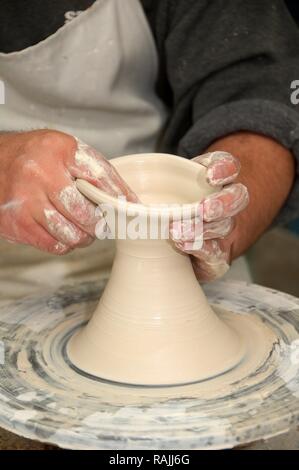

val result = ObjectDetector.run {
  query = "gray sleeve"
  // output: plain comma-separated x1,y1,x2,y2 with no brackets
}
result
180,100,299,225
153,0,299,225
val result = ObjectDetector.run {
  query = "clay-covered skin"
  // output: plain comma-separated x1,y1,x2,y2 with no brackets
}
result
170,152,249,282
0,130,138,254
206,132,296,267
0,129,248,282
68,154,251,386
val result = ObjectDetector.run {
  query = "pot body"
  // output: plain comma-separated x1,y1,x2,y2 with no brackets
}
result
67,153,245,386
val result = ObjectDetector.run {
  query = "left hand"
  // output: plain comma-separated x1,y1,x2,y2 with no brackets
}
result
170,151,249,282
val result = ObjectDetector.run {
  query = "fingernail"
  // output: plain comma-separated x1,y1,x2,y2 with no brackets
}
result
207,162,239,186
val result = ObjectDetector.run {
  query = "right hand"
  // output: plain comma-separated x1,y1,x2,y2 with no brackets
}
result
0,130,137,254
170,151,249,282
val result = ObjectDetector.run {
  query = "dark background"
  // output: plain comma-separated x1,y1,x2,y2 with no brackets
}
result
285,0,299,24
284,1,299,235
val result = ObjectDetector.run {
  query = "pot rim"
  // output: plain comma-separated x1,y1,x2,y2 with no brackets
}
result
76,153,213,218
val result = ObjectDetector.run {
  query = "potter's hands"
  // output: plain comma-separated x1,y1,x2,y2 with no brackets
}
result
170,152,249,282
0,130,137,254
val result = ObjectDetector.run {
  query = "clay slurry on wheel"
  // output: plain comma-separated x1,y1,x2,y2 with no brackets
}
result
0,281,298,449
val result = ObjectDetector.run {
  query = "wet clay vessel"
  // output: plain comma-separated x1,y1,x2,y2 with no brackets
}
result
67,153,246,386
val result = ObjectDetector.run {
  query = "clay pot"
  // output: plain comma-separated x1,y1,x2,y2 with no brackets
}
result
67,153,245,386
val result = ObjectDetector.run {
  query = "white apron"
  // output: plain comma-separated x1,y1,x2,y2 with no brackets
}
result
0,0,167,157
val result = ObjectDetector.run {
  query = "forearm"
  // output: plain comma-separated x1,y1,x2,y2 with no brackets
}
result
206,132,296,259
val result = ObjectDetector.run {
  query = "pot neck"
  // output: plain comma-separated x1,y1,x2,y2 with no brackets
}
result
116,238,184,259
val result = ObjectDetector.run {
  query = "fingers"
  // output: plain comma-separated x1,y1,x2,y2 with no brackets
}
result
44,160,100,235
50,184,100,235
193,151,240,186
173,235,231,282
38,207,94,248
170,150,247,283
170,218,202,243
66,138,139,203
22,219,72,256
0,130,111,254
191,240,231,282
203,183,249,222
170,217,234,245
203,217,235,240
170,216,232,282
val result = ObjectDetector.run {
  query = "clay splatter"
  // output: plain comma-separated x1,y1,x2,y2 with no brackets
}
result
0,281,298,449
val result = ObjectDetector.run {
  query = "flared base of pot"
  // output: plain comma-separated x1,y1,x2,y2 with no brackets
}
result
66,309,248,387
66,349,245,388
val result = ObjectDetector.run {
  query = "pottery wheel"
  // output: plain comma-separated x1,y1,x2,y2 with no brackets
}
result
0,280,299,450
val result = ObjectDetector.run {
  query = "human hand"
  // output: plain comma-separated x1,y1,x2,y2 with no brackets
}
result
0,130,137,254
170,151,249,282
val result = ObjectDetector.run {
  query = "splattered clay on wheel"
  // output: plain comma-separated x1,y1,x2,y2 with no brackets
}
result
0,280,298,450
